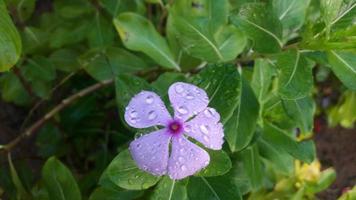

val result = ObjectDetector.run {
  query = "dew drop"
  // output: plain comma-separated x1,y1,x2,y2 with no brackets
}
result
185,93,195,100
130,110,138,117
175,84,184,93
200,125,209,134
180,165,187,171
184,124,192,132
130,117,139,124
145,95,154,104
179,148,185,154
177,106,188,115
148,110,157,120
204,161,209,165
203,135,210,142
178,156,185,162
204,108,215,118
136,143,141,149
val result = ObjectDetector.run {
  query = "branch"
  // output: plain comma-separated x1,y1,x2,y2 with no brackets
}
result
0,79,114,152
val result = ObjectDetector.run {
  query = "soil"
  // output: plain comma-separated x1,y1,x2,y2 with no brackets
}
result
315,118,356,200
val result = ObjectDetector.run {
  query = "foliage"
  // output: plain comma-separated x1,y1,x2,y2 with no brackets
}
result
0,0,355,199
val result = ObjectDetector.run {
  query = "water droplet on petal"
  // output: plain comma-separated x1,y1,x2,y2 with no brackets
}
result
180,165,187,171
204,161,209,165
203,135,210,142
148,110,157,120
130,110,138,117
180,148,185,154
204,108,215,118
178,156,185,162
136,143,141,149
145,95,154,104
184,125,192,132
185,93,194,100
177,106,188,115
175,84,184,93
200,125,209,134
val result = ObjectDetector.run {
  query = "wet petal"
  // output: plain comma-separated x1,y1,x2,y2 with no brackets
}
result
168,136,210,180
125,91,172,128
184,107,224,150
168,82,209,121
129,129,171,176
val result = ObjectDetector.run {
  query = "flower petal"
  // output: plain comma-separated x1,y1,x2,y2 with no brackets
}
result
184,107,224,150
168,136,210,180
129,129,171,176
125,91,172,128
168,82,209,121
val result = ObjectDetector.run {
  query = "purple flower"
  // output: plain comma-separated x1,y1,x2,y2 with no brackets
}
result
124,82,224,180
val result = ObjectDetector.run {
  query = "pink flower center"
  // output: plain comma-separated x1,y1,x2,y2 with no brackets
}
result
168,120,183,135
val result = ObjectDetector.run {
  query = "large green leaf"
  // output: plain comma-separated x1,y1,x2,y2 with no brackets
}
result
272,0,311,33
150,177,187,200
42,157,82,200
0,0,22,71
281,96,315,135
170,0,245,62
187,176,242,200
262,122,316,163
99,150,160,190
240,144,263,190
87,13,115,48
89,187,142,200
113,12,179,70
192,64,241,123
327,50,356,91
276,50,314,99
251,59,275,104
320,0,344,27
224,76,259,152
49,49,81,72
231,3,283,53
196,150,232,177
257,137,294,175
80,47,149,81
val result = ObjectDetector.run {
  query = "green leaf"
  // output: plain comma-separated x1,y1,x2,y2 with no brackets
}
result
251,59,274,104
188,176,242,200
240,144,263,190
276,50,314,99
21,56,56,83
272,0,311,33
0,0,22,71
6,0,36,22
100,150,160,190
80,47,149,81
215,25,247,61
99,0,145,17
42,157,82,200
150,177,187,200
114,12,179,70
89,187,142,200
49,49,81,72
151,72,187,96
320,0,344,26
257,138,294,175
225,76,259,152
0,72,31,106
8,154,32,200
87,13,115,48
196,150,232,177
263,122,316,163
281,96,315,135
170,0,242,62
327,50,356,91
192,64,241,123
21,27,49,55
231,3,283,53
328,90,356,128
308,168,336,193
